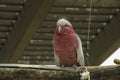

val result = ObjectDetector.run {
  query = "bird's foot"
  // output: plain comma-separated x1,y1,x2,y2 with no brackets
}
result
60,64,65,68
72,64,78,69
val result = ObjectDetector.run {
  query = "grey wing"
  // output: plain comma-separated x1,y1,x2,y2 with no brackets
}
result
54,51,60,66
76,34,85,66
52,39,60,66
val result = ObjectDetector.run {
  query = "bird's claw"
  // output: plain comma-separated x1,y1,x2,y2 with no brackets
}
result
60,64,65,68
72,64,78,69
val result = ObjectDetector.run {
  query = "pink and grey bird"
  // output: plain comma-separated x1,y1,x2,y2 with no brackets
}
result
53,19,85,67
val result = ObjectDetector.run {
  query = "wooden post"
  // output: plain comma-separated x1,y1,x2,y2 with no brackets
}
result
114,59,120,64
0,64,119,80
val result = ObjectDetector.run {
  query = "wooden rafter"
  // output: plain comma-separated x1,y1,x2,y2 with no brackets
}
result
89,12,120,65
0,0,56,63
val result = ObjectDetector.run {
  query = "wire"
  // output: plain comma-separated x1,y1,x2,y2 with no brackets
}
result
87,0,93,50
85,0,93,66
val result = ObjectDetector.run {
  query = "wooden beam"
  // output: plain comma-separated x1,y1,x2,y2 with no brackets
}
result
49,11,114,16
0,5,22,12
45,19,107,23
89,12,120,65
114,59,120,64
0,0,24,5
50,8,116,15
37,28,97,35
33,33,94,41
17,60,55,64
0,64,119,80
54,2,120,9
23,51,54,56
26,46,53,51
0,0,56,63
41,22,102,29
20,56,54,61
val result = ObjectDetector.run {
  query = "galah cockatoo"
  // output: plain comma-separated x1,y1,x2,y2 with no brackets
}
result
53,18,84,67
53,19,90,80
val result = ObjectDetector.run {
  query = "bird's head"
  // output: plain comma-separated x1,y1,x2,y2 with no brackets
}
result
56,18,72,33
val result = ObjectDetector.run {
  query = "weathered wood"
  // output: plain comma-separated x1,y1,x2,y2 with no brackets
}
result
0,0,55,63
89,11,120,65
50,8,115,15
54,0,120,9
0,64,119,80
114,59,120,64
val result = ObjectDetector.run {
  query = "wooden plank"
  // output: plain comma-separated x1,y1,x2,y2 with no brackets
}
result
54,5,120,9
0,64,119,80
25,46,53,51
114,59,120,64
0,26,10,32
41,22,102,29
0,19,12,26
0,0,56,63
29,40,87,46
0,0,24,5
20,56,54,61
0,5,22,12
25,46,87,52
36,28,97,35
89,12,120,65
23,51,54,56
46,14,110,22
54,0,120,9
17,60,54,64
33,33,94,41
0,12,18,19
50,8,116,15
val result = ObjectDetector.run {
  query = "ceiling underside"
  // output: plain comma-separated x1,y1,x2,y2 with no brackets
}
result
0,0,120,65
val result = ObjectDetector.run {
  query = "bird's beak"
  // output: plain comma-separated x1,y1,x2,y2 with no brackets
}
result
58,26,62,33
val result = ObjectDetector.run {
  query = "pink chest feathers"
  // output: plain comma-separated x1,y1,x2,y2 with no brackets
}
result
53,27,78,66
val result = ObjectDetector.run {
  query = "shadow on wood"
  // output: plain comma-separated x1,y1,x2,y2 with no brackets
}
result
0,64,119,80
